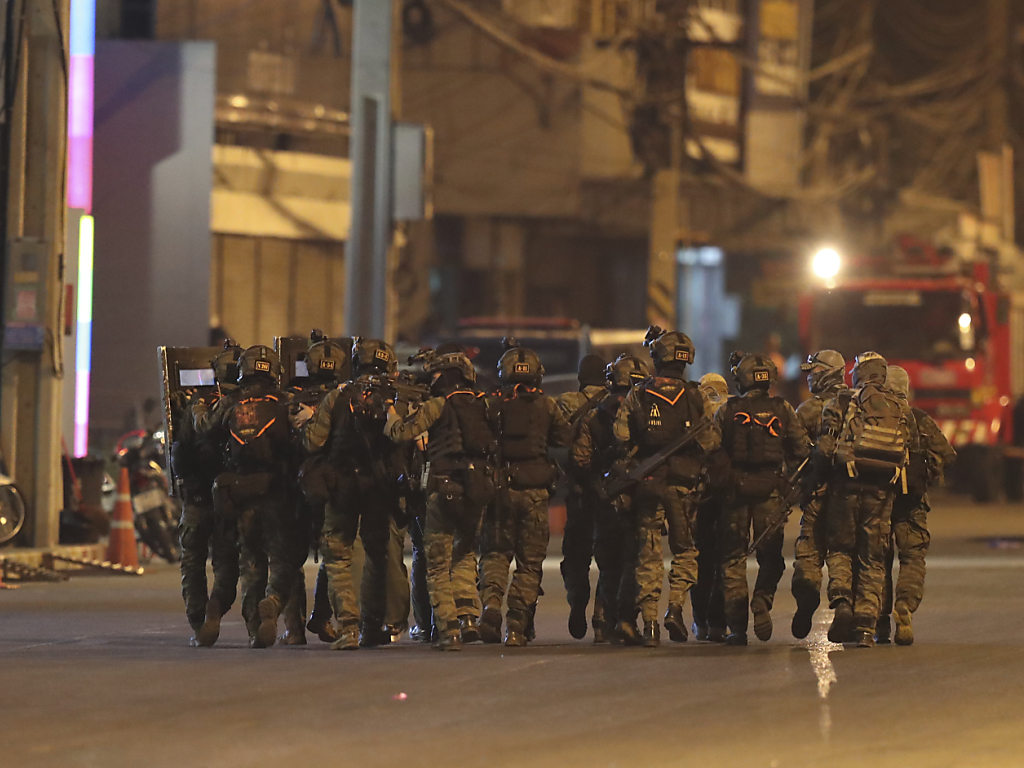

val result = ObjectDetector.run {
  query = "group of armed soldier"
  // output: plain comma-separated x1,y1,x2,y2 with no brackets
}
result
169,325,954,652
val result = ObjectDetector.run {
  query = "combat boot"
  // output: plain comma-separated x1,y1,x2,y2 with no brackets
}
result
751,595,773,642
708,626,728,643
480,605,503,644
459,615,481,644
567,598,587,639
616,620,642,646
359,622,389,648
254,595,282,649
409,624,431,643
525,603,537,642
193,596,222,648
875,614,892,645
330,627,360,651
504,609,529,647
664,604,688,643
438,621,463,651
828,600,854,644
642,620,661,648
307,616,339,644
724,632,747,646
894,602,914,646
791,584,820,640
854,630,875,648
592,621,608,644
691,622,709,642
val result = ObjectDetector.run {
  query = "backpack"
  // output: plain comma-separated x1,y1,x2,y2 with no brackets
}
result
835,384,909,478
729,396,787,471
228,393,286,471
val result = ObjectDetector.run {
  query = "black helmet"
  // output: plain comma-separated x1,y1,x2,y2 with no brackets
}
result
237,345,281,383
497,338,544,386
578,354,606,388
424,350,476,384
800,349,845,394
644,326,695,372
305,330,347,381
852,351,887,388
211,339,242,386
351,337,397,376
732,353,777,393
606,354,649,390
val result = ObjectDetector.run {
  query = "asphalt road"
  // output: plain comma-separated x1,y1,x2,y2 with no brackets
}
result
3,494,1024,768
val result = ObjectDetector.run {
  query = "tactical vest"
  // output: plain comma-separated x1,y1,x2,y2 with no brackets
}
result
635,379,702,455
728,393,789,471
427,391,494,467
499,390,551,463
327,382,391,471
226,388,288,472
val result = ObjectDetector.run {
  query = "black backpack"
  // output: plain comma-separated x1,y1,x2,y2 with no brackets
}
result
729,396,788,471
227,393,287,470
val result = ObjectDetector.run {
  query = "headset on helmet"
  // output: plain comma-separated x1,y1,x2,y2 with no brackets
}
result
497,337,544,385
606,354,650,390
211,339,243,385
237,345,281,383
644,326,696,370
305,329,346,381
800,349,845,394
732,353,777,393
351,337,397,376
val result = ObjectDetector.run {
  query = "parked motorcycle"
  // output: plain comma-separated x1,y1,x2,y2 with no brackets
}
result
114,429,181,563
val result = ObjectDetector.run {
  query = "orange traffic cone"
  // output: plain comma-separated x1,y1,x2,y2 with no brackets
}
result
106,466,140,569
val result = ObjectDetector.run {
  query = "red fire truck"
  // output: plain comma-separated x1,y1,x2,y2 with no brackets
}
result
799,242,1024,502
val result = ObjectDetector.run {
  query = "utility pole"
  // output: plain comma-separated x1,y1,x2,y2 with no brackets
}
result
1,0,70,547
345,0,398,341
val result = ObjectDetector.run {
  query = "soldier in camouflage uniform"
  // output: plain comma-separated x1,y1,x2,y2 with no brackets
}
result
303,339,403,650
571,354,649,642
715,354,810,645
280,332,348,645
199,345,297,648
817,352,919,647
613,328,721,647
790,350,848,639
877,366,956,645
479,341,573,647
386,347,496,650
556,354,609,640
690,372,730,642
173,342,242,647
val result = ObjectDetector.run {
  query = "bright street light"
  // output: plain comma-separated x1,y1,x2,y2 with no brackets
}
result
812,247,842,280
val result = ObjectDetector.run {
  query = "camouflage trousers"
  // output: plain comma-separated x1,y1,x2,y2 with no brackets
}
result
720,493,786,634
882,494,931,615
634,483,698,623
423,476,485,634
791,490,828,602
222,474,297,639
178,492,239,631
560,486,604,627
691,494,726,632
593,499,636,628
479,487,550,627
825,480,895,632
320,477,392,632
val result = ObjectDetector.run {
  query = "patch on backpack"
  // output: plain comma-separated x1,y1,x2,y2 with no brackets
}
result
649,403,662,427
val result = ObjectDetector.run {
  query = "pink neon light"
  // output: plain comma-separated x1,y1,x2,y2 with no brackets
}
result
73,370,90,457
68,54,94,212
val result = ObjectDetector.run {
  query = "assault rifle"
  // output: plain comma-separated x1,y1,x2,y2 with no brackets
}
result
745,457,811,556
604,416,714,498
